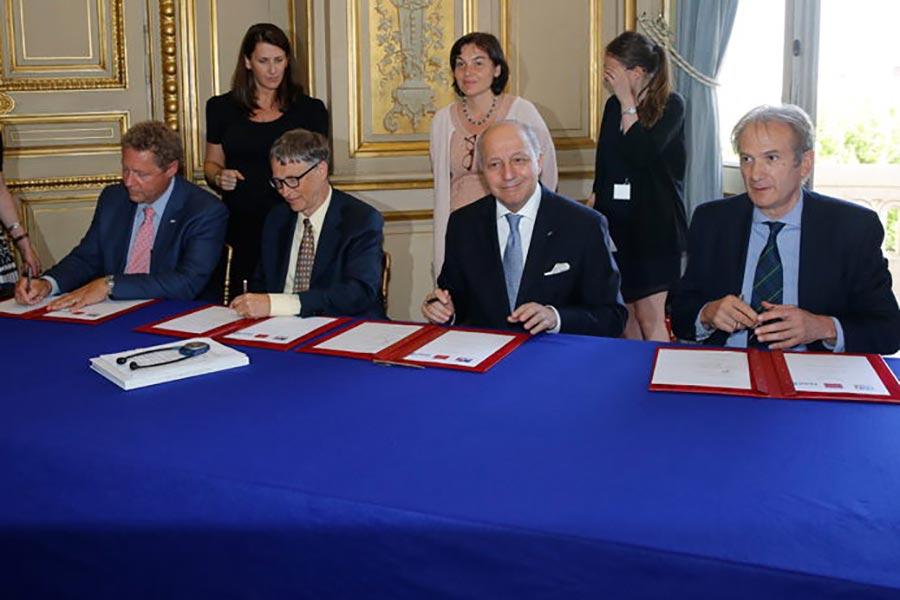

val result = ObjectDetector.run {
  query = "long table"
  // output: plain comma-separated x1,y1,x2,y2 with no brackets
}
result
1,301,899,599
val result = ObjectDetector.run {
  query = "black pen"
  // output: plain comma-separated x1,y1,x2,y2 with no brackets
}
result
25,266,32,293
426,296,442,304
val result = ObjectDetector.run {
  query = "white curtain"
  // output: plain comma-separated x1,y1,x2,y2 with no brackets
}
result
675,0,739,219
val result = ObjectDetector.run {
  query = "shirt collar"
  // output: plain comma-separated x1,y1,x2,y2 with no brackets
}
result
303,185,332,233
143,176,175,217
495,183,542,222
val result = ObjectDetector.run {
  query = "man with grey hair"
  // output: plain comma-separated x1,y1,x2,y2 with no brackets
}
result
671,104,900,354
230,128,385,319
15,120,228,308
422,120,626,337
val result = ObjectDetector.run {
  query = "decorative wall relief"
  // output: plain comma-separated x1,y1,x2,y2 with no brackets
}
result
350,0,468,155
375,0,447,132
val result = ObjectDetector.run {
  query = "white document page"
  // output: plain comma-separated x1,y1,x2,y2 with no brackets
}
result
43,299,153,321
0,296,52,315
404,330,515,368
784,353,890,396
153,305,243,334
651,348,752,390
314,322,422,354
223,316,337,344
90,337,249,390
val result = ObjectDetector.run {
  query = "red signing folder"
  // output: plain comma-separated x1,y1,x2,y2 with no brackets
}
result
649,346,900,404
0,297,157,325
298,320,529,373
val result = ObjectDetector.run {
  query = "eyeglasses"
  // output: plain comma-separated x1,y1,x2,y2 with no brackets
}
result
462,134,477,171
269,161,321,191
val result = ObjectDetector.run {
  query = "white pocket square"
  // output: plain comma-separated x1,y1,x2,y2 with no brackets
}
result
543,262,570,276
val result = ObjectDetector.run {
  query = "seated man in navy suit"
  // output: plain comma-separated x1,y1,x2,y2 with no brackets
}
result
229,129,384,319
15,121,228,309
422,120,626,337
670,104,900,354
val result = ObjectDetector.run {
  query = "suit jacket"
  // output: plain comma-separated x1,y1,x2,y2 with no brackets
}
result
256,188,385,318
670,190,900,354
46,176,228,300
438,187,627,337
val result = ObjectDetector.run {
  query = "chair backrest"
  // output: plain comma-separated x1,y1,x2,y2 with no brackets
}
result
221,243,234,305
381,250,391,315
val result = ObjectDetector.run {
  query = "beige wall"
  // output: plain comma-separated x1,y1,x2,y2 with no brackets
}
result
1,0,666,320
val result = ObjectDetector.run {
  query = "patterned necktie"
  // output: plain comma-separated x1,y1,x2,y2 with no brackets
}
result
125,206,155,274
750,221,786,312
293,218,315,293
503,213,524,312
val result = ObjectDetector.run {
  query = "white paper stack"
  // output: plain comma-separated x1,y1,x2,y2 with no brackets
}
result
90,337,249,390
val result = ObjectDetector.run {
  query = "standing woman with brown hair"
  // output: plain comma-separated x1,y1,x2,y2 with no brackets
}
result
204,23,328,298
429,32,557,279
589,31,686,341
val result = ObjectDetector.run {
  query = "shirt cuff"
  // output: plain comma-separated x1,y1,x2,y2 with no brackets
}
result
43,276,60,296
694,304,716,341
822,317,845,353
268,293,302,317
547,305,561,334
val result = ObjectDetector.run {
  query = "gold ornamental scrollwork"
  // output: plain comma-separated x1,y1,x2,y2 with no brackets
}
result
160,0,180,131
0,92,14,114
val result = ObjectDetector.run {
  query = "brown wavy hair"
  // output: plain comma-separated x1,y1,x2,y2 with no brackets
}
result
230,23,301,115
605,31,671,128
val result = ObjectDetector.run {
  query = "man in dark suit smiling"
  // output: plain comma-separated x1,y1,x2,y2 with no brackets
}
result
230,128,384,319
422,120,626,337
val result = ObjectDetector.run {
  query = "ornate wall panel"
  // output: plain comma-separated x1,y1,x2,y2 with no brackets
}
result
348,0,474,157
500,0,602,151
0,0,126,91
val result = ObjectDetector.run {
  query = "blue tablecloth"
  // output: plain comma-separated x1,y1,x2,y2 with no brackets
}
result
1,301,899,599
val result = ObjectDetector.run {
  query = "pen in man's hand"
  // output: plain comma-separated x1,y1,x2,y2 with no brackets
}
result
25,266,32,293
426,296,442,304
243,279,248,295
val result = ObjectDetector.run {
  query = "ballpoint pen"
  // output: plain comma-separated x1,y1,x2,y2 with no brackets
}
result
25,265,32,293
243,279,248,295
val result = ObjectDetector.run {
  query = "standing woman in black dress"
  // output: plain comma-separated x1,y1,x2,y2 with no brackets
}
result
589,31,686,342
204,23,328,298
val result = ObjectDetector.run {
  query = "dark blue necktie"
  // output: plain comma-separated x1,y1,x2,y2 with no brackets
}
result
749,221,785,348
503,213,524,312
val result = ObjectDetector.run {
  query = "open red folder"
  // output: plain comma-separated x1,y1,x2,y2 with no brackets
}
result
649,346,900,404
297,320,529,373
0,297,156,324
135,304,349,350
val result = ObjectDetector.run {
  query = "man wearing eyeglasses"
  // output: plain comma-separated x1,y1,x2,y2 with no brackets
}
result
14,120,228,309
229,128,385,319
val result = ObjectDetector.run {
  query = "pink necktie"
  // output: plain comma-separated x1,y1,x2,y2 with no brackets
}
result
126,206,155,274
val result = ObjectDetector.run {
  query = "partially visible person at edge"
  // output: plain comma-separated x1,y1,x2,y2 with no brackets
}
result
670,104,900,355
588,31,687,342
0,129,41,291
204,23,328,299
15,121,227,310
429,31,557,280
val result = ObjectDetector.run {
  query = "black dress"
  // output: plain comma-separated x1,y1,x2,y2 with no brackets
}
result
0,133,17,289
205,91,329,296
591,93,687,303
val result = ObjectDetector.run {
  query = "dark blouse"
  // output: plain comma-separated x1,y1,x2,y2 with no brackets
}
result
592,93,687,260
205,91,329,219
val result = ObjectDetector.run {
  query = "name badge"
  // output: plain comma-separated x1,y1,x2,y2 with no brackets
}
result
613,183,631,200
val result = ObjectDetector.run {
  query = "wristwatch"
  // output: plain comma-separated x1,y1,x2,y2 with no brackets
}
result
622,106,637,116
105,274,115,298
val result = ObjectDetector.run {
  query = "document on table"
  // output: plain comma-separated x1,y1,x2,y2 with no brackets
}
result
784,353,890,396
90,337,249,390
651,348,752,391
0,296,52,315
43,299,154,321
223,316,338,344
313,322,423,354
404,330,516,368
154,305,244,334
